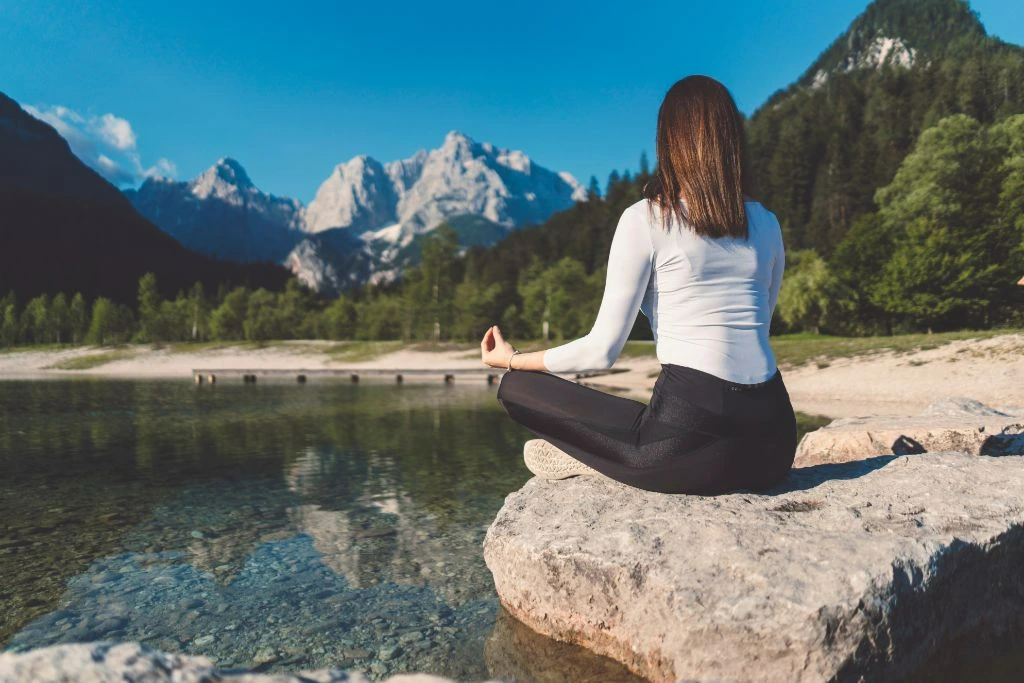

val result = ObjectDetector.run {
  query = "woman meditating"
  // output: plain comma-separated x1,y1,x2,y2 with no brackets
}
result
479,75,797,495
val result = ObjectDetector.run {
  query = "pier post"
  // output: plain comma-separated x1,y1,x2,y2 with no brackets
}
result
194,373,203,384
207,374,216,384
350,374,359,383
444,374,455,384
297,374,307,383
486,374,496,385
395,374,403,384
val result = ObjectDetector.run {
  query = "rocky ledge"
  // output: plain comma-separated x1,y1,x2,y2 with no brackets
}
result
483,451,1024,683
0,641,485,683
795,398,1024,466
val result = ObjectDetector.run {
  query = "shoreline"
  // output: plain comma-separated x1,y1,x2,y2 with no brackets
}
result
1,333,1022,419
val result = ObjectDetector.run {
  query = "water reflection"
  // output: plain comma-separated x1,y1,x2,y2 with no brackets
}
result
0,379,642,680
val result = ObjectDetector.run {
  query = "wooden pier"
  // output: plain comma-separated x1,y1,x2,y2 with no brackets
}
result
191,367,623,385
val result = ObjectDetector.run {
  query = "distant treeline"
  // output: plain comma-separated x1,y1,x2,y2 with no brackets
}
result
3,113,1021,348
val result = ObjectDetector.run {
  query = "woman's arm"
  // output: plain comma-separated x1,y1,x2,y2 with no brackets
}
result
480,205,653,373
768,214,785,315
480,204,654,373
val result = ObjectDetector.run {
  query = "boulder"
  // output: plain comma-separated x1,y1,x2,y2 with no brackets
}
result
483,452,1024,683
795,398,1024,466
0,641,478,683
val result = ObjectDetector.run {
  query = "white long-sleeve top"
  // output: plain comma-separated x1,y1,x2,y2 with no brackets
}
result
543,198,785,384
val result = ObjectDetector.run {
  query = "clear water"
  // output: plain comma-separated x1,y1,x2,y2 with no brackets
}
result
0,379,642,681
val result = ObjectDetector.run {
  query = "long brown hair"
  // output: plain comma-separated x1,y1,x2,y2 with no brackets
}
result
645,75,750,239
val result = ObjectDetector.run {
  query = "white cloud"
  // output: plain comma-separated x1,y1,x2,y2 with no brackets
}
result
23,103,175,187
95,113,136,151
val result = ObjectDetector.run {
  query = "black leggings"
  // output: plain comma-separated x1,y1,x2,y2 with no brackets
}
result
496,364,797,494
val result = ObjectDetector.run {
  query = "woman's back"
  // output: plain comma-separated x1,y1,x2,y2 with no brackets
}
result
642,198,784,384
542,197,784,385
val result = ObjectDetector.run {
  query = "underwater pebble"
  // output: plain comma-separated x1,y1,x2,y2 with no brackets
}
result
378,644,402,661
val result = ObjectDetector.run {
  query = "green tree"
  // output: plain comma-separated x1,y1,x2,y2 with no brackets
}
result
69,293,88,344
0,293,17,347
279,279,314,339
873,217,1001,329
776,250,849,334
22,294,50,344
452,279,503,341
871,114,1019,328
210,287,249,341
49,293,69,344
86,298,115,345
137,272,163,343
244,289,284,342
322,296,358,340
829,213,895,334
519,257,601,341
355,292,404,340
187,282,209,341
404,224,459,340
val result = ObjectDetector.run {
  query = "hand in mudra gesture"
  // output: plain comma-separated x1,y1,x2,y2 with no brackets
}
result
480,325,516,369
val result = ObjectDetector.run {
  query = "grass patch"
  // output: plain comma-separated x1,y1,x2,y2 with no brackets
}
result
45,349,134,370
620,340,657,359
0,343,71,355
164,340,302,353
323,340,406,362
323,340,477,362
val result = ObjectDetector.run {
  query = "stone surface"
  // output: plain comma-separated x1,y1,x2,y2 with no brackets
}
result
0,641,486,683
795,398,1024,465
483,452,1024,683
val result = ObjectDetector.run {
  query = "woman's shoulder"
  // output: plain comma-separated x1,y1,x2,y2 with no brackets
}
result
744,200,782,234
743,198,776,219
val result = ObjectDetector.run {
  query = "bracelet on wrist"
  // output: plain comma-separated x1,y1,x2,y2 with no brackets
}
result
506,349,521,372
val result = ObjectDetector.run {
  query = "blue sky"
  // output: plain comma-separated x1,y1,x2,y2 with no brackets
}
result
2,0,1022,202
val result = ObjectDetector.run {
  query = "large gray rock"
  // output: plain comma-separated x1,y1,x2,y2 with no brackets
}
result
0,641,476,683
483,452,1024,683
795,398,1024,466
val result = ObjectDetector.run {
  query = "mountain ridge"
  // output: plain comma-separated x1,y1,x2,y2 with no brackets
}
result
0,93,288,303
124,131,585,293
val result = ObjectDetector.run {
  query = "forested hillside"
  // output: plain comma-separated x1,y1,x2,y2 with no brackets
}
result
747,0,1024,254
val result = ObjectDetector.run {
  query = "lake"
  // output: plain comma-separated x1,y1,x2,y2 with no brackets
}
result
0,378,827,681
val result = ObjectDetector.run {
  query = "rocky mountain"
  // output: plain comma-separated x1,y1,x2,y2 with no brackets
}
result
0,93,288,303
122,131,584,294
290,131,585,293
125,158,305,264
801,0,984,88
747,0,1024,254
304,131,585,236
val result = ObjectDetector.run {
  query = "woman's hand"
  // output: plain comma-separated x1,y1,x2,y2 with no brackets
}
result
480,325,516,369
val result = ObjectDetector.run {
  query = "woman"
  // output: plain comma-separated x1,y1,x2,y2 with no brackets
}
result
480,75,796,495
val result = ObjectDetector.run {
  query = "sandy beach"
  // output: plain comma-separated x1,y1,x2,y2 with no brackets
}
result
1,334,1021,419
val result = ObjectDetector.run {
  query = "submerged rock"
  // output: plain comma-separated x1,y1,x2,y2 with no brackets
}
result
0,641,486,682
795,398,1024,465
483,452,1024,683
